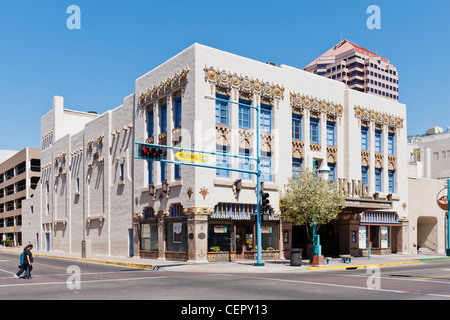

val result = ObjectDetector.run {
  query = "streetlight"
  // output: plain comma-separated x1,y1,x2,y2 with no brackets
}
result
205,95,264,266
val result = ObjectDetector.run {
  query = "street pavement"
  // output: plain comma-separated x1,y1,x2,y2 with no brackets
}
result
1,246,448,273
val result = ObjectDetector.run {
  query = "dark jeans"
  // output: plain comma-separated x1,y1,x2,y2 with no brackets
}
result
16,264,25,278
23,264,33,279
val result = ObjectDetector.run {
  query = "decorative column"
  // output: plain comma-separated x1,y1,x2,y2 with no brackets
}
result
185,207,213,262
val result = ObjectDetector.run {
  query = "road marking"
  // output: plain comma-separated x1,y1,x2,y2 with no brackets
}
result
0,275,176,288
248,275,450,298
0,268,15,275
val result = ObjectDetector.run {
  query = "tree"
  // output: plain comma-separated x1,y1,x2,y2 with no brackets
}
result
280,166,347,246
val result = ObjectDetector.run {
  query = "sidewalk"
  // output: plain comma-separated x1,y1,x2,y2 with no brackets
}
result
2,246,449,273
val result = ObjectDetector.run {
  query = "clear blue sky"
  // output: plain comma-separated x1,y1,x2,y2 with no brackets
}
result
0,0,449,150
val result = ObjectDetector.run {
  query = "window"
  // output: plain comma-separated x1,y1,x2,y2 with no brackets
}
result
148,161,153,185
140,223,158,251
310,117,319,144
292,158,302,175
160,103,167,133
375,168,382,192
292,113,302,140
361,126,368,150
147,110,154,137
388,132,395,155
375,130,382,153
174,96,182,128
361,166,369,185
388,170,395,193
120,164,125,182
174,163,181,180
239,148,251,180
216,145,229,177
327,121,335,146
328,163,336,182
261,152,272,182
238,98,251,129
215,94,229,126
260,104,272,133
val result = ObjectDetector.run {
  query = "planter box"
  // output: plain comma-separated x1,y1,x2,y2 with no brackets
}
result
140,250,159,259
207,251,236,262
360,248,391,256
244,250,280,260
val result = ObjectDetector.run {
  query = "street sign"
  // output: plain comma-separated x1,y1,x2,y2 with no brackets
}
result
437,188,448,211
175,151,210,164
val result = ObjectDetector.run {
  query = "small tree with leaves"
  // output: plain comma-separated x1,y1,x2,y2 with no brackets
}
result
280,166,347,250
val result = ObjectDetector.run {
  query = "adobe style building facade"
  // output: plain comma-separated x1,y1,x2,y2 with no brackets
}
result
22,43,410,261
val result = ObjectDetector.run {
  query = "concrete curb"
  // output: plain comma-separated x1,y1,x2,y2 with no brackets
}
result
306,260,421,271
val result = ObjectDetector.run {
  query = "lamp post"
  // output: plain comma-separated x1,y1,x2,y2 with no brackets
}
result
312,164,330,257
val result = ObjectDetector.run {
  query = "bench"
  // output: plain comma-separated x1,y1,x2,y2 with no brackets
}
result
339,255,353,263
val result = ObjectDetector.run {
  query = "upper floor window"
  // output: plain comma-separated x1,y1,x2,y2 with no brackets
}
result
388,132,395,155
238,98,251,129
160,103,167,133
239,148,251,180
147,110,154,138
261,151,272,182
292,113,302,141
215,94,229,126
375,129,382,153
388,170,395,193
375,168,382,192
216,145,229,178
260,104,272,133
310,117,319,144
174,96,182,128
361,126,368,150
326,121,335,146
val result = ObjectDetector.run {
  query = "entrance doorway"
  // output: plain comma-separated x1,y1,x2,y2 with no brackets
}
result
235,223,253,259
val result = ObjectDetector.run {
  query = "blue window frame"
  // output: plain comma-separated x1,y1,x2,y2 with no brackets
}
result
388,170,395,193
292,157,303,175
160,104,167,133
261,152,272,182
260,104,272,133
161,162,167,182
174,97,182,128
148,162,153,185
361,166,369,185
375,129,382,153
292,113,302,140
327,121,335,146
215,94,229,126
238,99,251,129
328,162,336,182
239,148,251,180
174,164,181,180
216,145,229,177
147,110,154,138
388,132,395,155
310,117,319,144
361,126,368,150
375,168,382,192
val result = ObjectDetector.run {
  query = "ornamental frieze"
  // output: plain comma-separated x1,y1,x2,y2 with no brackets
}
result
204,66,285,108
138,67,189,107
290,92,343,123
354,105,403,129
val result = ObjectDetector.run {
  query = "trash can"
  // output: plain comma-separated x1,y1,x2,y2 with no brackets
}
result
290,248,303,266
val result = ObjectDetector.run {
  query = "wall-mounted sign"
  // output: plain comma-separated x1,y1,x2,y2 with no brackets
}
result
437,187,448,211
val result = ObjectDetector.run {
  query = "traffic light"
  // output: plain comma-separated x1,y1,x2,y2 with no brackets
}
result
261,191,270,213
138,144,166,160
